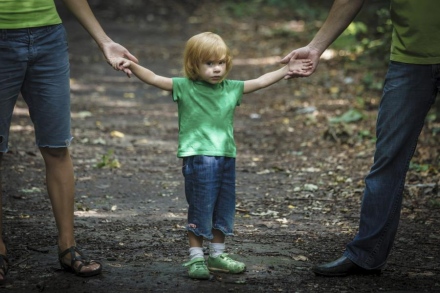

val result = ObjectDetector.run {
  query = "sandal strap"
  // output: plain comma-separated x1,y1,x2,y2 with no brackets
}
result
59,246,89,267
58,246,102,277
182,257,205,267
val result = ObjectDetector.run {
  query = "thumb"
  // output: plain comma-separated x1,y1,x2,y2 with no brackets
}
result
125,51,139,64
280,51,298,64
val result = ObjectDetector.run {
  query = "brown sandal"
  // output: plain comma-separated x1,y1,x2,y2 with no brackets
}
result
0,254,9,285
58,246,102,277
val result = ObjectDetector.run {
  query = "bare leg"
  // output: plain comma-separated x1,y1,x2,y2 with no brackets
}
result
39,147,100,274
188,231,203,248
40,147,75,249
0,152,7,282
211,229,225,244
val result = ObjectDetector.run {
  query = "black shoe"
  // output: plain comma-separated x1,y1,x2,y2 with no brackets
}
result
312,256,381,277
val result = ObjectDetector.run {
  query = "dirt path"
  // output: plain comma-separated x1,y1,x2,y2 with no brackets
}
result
2,1,440,292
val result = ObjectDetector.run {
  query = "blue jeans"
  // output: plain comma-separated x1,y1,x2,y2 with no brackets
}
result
344,62,440,269
182,155,236,239
0,24,72,152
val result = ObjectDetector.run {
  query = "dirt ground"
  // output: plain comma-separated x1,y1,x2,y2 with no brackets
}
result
2,1,440,292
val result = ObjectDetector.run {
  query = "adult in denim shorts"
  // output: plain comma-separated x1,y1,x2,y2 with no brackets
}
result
0,0,137,282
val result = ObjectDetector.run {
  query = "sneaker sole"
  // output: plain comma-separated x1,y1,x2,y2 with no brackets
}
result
208,266,245,274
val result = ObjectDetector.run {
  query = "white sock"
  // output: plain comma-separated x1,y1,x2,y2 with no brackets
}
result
189,247,204,260
209,242,225,258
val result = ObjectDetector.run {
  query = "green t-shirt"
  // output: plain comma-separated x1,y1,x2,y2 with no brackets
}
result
172,78,244,158
0,0,61,29
390,0,440,64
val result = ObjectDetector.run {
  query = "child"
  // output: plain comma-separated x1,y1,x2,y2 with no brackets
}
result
111,32,311,280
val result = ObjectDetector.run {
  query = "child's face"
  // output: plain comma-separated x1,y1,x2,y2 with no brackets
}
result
198,57,227,84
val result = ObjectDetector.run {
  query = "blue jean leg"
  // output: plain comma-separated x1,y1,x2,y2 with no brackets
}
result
182,156,236,239
0,24,72,152
344,62,440,269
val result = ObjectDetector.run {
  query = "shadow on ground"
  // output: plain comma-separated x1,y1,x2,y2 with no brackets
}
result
2,1,439,292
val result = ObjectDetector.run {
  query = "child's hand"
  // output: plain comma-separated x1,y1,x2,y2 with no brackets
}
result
102,41,138,78
284,58,313,79
281,46,320,79
109,57,132,76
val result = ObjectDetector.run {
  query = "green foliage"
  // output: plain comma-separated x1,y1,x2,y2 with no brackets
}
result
222,0,329,20
328,109,376,142
429,199,440,208
409,162,430,173
362,72,383,91
221,0,262,17
358,129,372,140
332,6,392,64
226,0,389,60
363,7,393,62
329,109,363,124
265,0,329,20
427,93,440,125
95,149,121,169
333,22,368,52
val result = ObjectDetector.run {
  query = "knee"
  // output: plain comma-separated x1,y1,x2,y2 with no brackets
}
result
40,147,70,160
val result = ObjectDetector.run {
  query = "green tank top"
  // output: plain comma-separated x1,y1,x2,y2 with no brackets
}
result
172,78,244,158
0,0,61,29
390,0,440,64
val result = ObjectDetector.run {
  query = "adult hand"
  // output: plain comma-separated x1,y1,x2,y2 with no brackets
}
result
280,46,320,79
101,41,138,77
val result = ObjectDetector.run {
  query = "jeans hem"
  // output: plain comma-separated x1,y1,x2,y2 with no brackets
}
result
343,250,386,270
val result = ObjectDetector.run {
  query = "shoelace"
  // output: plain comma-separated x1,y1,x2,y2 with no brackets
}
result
192,261,207,270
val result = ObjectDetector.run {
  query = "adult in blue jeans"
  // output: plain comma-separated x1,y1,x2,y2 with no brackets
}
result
0,0,137,283
282,0,440,276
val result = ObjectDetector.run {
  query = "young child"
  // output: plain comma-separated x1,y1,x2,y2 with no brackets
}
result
111,32,311,280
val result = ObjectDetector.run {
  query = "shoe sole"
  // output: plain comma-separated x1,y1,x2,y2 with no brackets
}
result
208,266,229,273
208,266,245,274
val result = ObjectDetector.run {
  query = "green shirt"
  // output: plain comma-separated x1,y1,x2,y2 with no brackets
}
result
172,78,244,158
0,0,61,29
390,0,440,64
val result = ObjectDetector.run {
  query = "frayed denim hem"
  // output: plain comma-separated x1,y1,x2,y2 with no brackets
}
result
186,226,234,240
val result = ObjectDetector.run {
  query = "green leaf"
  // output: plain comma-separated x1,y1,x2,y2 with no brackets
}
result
329,109,363,123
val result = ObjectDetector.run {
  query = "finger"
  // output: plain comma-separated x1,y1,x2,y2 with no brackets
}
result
125,51,139,63
280,53,292,64
123,68,132,78
280,51,297,64
286,70,313,78
284,75,297,80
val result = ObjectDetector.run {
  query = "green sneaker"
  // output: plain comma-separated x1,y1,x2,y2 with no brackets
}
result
183,257,210,279
207,253,246,274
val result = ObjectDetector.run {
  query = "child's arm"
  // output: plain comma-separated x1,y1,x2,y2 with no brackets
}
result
112,58,173,91
243,59,312,94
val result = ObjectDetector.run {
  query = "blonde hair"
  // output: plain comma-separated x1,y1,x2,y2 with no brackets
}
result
183,32,232,81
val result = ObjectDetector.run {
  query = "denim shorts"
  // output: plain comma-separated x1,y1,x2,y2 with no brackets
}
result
0,24,72,152
182,155,236,239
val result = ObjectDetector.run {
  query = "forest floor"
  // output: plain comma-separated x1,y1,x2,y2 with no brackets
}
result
2,1,440,292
